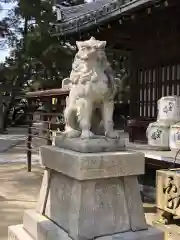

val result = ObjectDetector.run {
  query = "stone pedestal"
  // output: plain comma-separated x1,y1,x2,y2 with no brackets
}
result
55,135,125,153
8,146,164,240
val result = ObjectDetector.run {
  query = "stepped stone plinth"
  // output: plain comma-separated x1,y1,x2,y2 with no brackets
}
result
8,145,163,240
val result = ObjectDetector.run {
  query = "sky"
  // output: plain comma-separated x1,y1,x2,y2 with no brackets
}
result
0,1,96,62
0,2,15,62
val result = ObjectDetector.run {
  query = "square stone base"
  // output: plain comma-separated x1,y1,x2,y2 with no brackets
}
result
8,225,33,240
8,210,71,240
8,222,164,240
55,135,125,153
40,146,145,180
96,227,164,240
38,147,146,240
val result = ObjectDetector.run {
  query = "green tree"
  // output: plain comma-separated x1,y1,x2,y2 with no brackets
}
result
0,0,130,131
0,0,76,130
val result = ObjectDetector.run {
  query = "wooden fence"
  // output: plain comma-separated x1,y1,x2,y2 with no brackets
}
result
26,112,65,172
133,63,180,118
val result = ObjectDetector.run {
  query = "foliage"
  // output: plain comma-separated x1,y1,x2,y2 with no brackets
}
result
0,0,131,93
0,0,77,93
0,0,77,131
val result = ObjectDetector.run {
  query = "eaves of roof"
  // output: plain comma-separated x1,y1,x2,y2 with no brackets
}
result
52,0,156,36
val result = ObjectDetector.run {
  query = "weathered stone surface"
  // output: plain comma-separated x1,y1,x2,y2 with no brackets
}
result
23,210,70,240
9,216,163,240
36,169,51,214
44,172,131,240
63,37,120,139
123,176,147,231
40,146,145,180
62,77,71,89
55,135,125,153
8,225,33,240
96,226,164,240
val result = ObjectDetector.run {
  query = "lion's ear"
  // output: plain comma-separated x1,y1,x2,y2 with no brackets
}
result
99,41,106,48
76,41,83,49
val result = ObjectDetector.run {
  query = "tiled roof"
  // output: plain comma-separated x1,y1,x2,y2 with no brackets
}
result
52,0,155,35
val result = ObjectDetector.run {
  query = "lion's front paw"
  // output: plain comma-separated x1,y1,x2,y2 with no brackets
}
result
105,130,120,139
81,130,94,139
65,129,81,138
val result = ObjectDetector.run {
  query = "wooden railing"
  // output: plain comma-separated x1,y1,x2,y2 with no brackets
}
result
26,112,65,172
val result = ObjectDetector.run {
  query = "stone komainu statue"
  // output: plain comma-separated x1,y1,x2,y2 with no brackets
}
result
64,37,119,138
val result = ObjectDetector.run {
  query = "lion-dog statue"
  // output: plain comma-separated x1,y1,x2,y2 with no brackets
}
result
63,37,120,139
